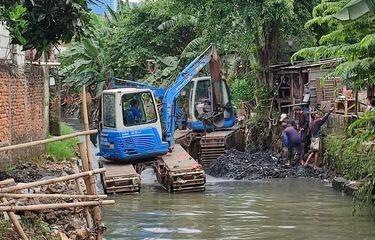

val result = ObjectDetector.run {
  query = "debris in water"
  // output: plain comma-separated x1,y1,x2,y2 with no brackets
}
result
207,149,334,180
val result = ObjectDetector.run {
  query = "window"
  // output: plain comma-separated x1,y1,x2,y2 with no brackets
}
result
103,93,116,128
194,79,211,118
122,92,157,126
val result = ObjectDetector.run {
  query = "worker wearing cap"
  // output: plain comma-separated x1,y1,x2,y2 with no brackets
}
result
280,113,302,166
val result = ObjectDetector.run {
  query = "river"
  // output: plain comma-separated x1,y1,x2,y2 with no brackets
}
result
102,170,375,240
61,118,374,239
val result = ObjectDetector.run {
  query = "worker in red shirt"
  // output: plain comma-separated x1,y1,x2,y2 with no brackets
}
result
305,107,334,169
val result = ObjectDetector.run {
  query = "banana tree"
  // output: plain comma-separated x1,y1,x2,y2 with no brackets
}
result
60,14,113,97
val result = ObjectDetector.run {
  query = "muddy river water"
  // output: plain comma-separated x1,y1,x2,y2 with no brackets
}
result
102,170,375,240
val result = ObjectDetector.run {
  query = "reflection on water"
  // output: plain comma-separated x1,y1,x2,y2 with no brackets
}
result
103,176,374,240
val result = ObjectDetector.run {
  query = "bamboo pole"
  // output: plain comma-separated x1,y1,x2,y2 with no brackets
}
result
2,197,29,240
0,200,115,212
82,85,104,240
78,142,91,189
0,193,107,199
0,168,106,193
0,130,97,152
0,179,15,187
1,181,28,240
73,162,94,229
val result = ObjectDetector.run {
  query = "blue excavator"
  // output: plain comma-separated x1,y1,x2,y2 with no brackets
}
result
98,45,242,193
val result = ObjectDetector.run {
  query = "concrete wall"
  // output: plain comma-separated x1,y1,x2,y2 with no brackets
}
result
0,64,46,168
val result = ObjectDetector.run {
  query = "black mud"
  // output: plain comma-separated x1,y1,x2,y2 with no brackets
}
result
0,161,73,183
207,149,335,181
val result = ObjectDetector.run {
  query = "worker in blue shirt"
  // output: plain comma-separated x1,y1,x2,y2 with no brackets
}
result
127,99,142,124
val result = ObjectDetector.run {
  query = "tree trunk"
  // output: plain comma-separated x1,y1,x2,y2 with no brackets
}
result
257,22,280,86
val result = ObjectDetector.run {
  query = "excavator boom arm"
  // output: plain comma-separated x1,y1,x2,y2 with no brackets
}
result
162,45,217,146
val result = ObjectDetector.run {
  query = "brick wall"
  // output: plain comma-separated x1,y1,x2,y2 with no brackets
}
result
0,64,46,167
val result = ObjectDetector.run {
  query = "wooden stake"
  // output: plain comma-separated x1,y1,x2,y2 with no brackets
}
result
0,200,115,212
0,168,106,193
0,130,97,152
73,162,94,229
0,193,107,200
82,85,104,240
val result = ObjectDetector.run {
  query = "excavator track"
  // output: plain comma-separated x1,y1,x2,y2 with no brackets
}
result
155,144,206,193
176,128,245,168
200,129,237,168
99,159,141,194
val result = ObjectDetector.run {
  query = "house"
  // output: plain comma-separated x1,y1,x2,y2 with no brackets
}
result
270,59,374,132
270,59,373,116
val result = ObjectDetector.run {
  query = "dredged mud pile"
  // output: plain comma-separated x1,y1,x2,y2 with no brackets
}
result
207,149,334,180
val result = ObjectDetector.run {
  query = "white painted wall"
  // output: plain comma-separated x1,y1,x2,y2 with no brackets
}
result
0,25,25,67
0,25,11,60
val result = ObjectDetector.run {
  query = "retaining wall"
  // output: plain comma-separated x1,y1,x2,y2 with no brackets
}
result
0,64,46,168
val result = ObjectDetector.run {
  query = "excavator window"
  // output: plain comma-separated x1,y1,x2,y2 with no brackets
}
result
194,79,211,118
102,93,116,128
121,92,157,127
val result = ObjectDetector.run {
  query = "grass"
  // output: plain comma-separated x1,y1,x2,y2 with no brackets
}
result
46,122,78,161
0,218,12,239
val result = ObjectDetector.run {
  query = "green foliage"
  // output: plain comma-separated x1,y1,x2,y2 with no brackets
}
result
0,218,12,240
0,0,95,57
348,110,375,141
169,0,318,84
46,123,78,161
106,1,197,80
293,0,375,89
230,77,253,108
61,1,198,93
60,13,111,96
146,56,179,87
324,111,375,206
21,216,60,240
246,111,272,151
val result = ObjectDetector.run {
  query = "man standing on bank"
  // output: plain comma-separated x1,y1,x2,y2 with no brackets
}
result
305,107,334,169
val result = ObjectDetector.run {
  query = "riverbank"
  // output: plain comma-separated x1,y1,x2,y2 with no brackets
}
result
0,160,91,239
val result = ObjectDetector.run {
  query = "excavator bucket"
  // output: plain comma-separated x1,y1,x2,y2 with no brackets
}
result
209,46,226,128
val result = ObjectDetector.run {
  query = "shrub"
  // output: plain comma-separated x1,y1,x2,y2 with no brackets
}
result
46,123,78,161
324,111,375,207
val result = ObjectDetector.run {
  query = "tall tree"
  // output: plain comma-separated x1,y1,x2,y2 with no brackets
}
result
0,0,96,58
167,0,317,86
293,0,375,89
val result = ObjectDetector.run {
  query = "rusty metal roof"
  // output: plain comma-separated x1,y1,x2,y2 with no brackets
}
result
270,59,340,71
